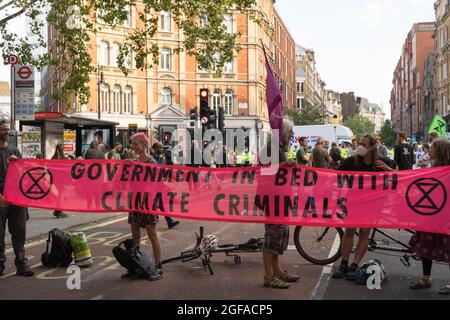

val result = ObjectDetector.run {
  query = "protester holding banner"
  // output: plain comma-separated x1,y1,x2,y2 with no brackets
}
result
409,138,450,295
296,137,309,166
261,119,300,289
332,134,398,281
84,141,105,160
124,133,164,281
0,119,34,277
51,144,68,219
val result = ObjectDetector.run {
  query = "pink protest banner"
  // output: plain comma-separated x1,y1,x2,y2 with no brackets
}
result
4,159,450,235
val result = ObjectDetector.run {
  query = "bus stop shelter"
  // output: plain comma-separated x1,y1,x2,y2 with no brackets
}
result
19,112,118,159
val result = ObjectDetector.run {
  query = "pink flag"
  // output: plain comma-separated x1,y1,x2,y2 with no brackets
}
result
263,46,283,134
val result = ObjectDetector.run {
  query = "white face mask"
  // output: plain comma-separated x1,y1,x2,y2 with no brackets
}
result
357,145,369,157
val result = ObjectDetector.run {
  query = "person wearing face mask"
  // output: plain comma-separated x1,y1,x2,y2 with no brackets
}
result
332,134,398,281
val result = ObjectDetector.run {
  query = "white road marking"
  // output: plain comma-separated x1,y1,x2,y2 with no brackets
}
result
311,233,341,300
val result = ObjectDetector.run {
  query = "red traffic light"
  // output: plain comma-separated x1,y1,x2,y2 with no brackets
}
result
200,89,209,99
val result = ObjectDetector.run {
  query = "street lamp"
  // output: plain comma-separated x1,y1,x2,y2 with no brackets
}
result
97,66,105,120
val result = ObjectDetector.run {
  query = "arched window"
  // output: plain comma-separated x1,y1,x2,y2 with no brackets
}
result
160,49,171,71
212,90,222,110
113,85,121,113
124,86,133,114
160,11,171,32
224,90,233,115
162,87,172,106
100,84,110,113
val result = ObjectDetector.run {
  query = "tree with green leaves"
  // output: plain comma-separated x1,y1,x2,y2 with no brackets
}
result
284,101,327,126
379,119,397,148
0,0,258,107
343,114,375,139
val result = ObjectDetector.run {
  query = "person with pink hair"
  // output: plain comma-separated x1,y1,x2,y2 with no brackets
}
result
122,133,164,281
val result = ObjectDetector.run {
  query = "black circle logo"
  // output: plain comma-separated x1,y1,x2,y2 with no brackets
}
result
19,168,53,200
406,178,447,216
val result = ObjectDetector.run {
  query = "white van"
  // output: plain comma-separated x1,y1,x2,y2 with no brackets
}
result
291,125,354,150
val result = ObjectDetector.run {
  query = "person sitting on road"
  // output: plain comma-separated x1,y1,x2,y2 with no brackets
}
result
332,134,398,281
409,138,450,295
259,119,300,289
123,133,164,281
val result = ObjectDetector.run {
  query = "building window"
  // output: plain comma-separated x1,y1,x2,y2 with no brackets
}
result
224,61,233,73
212,90,222,111
111,43,120,67
160,11,171,32
123,6,132,27
98,41,109,66
124,86,133,114
113,85,121,113
162,87,172,106
124,45,133,69
100,84,110,113
224,90,233,115
160,49,171,71
224,14,233,34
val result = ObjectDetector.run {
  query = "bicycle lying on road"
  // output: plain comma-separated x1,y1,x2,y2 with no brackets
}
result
293,226,420,266
162,226,264,275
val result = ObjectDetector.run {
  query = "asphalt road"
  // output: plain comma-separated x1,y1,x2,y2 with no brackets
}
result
1,215,448,300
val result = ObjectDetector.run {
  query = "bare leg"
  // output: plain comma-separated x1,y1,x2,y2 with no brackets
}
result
145,224,162,264
341,228,356,263
353,228,371,265
263,252,273,279
272,254,283,276
131,224,141,246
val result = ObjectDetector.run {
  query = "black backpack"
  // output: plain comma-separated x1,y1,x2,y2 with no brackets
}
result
113,240,155,279
41,229,73,267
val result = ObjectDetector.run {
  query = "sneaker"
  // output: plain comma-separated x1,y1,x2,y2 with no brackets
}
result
148,268,164,281
0,264,4,276
121,271,138,280
16,264,34,277
332,264,349,279
168,221,180,230
345,265,358,281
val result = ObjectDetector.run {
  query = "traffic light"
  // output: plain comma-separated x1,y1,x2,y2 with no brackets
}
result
209,108,217,129
200,89,210,128
189,107,198,127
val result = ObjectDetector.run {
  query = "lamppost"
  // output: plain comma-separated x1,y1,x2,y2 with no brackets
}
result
97,66,105,120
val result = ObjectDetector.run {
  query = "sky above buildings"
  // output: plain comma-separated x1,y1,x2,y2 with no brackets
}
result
0,1,436,118
275,0,435,118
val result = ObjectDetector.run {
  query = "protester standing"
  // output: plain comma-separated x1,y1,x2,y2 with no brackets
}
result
260,119,300,289
0,119,34,277
296,137,309,166
106,142,122,160
417,144,432,168
409,138,450,295
84,141,105,160
124,133,163,281
51,144,68,219
332,135,398,281
151,142,180,230
329,142,342,170
376,137,389,158
394,132,415,170
312,140,332,169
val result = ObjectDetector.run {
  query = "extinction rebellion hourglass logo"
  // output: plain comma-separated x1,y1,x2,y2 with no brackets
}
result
406,178,447,216
19,168,53,200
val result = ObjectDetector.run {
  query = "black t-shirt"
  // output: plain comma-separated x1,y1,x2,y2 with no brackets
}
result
338,156,397,172
0,145,22,194
394,143,415,170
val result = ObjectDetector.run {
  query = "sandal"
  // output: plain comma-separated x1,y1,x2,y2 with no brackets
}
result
263,277,290,289
278,271,300,283
438,285,450,295
409,279,432,290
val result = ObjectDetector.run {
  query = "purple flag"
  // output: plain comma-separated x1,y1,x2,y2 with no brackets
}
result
263,46,283,134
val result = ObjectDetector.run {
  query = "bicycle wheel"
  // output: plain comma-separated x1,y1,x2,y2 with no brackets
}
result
294,226,343,265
